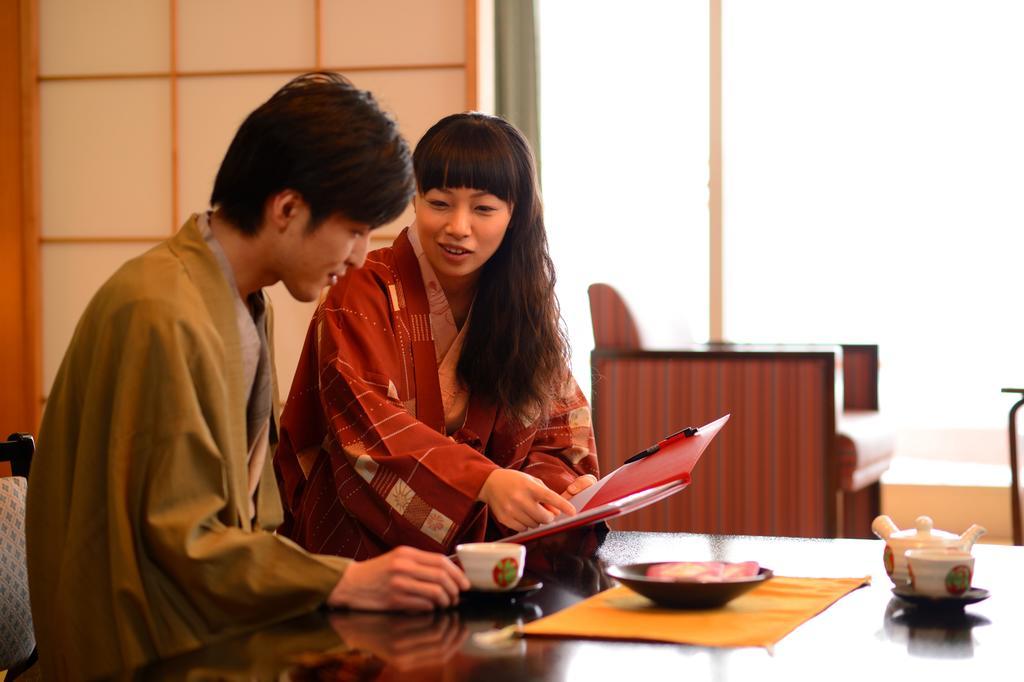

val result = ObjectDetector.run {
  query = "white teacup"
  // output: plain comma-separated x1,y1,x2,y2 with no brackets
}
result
456,542,526,591
905,548,974,597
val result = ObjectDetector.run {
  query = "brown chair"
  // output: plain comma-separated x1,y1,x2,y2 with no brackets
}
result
588,283,894,538
0,433,38,679
1003,388,1024,546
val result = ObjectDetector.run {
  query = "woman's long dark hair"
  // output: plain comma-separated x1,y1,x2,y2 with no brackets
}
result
413,113,570,425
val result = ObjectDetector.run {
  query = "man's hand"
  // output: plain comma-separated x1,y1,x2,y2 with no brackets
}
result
561,474,598,500
478,469,577,531
327,611,468,671
327,546,470,611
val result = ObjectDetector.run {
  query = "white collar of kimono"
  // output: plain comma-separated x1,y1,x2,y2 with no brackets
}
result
407,221,466,364
408,221,472,432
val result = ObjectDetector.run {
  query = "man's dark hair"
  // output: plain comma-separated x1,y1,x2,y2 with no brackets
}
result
211,72,413,235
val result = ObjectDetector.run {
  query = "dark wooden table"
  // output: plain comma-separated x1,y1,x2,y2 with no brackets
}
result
135,531,1022,680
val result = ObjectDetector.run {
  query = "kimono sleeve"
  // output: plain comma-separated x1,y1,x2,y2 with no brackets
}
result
124,301,349,632
520,378,600,494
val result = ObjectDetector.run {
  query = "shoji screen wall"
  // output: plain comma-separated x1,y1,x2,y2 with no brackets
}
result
36,0,479,407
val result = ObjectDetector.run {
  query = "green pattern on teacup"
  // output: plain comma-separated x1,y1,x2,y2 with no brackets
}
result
492,557,519,588
945,565,971,595
883,545,894,576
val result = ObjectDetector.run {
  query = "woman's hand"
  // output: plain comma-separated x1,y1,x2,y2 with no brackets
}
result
561,474,598,500
327,546,470,611
478,469,577,531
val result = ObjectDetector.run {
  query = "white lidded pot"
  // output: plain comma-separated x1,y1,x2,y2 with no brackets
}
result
871,515,986,585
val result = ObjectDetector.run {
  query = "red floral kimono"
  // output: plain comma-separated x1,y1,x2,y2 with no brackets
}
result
274,228,599,558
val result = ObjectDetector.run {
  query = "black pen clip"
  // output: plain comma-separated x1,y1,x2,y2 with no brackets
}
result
664,426,699,441
621,426,698,465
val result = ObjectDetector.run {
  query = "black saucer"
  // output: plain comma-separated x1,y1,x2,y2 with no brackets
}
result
461,577,543,605
892,586,990,608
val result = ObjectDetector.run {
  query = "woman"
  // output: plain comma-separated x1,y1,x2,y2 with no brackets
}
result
274,113,599,559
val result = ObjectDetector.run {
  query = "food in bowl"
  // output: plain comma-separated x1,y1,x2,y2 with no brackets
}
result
608,562,773,609
646,561,761,582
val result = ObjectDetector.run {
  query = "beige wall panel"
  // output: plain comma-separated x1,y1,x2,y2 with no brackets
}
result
349,68,464,239
42,242,155,393
176,74,297,219
322,0,464,67
177,0,315,72
350,69,466,159
40,0,170,76
266,284,318,399
40,79,172,238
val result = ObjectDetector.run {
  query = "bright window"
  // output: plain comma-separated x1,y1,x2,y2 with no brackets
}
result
539,0,710,394
723,0,1024,455
540,0,1024,465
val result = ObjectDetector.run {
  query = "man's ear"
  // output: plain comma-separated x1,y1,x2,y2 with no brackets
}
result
266,189,306,231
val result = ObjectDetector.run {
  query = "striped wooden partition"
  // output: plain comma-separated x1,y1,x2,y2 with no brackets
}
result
591,348,839,537
840,344,879,411
587,283,894,539
836,345,891,537
840,483,880,540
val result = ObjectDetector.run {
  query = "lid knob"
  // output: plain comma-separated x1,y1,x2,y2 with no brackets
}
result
914,515,934,536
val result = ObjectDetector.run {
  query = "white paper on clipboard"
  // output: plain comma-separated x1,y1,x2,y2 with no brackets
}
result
563,458,636,513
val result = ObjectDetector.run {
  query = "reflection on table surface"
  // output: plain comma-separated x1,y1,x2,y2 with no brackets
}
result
133,531,1024,680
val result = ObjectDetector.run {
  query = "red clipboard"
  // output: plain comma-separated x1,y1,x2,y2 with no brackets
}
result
502,414,730,545
501,480,689,545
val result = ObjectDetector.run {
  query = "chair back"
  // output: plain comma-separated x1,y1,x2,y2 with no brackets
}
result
0,433,37,673
588,283,642,350
0,433,34,478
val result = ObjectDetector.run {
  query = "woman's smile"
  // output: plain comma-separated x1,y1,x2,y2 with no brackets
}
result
439,243,474,260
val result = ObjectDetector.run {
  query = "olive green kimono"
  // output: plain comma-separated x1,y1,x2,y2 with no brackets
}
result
26,216,349,680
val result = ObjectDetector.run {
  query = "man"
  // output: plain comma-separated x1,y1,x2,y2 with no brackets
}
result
26,72,469,681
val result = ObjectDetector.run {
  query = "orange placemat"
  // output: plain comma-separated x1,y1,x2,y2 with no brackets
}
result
522,576,870,648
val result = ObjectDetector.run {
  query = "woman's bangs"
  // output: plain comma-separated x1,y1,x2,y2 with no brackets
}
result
416,132,516,202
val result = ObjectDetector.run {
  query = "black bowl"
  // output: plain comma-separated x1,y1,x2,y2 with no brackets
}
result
607,563,774,609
